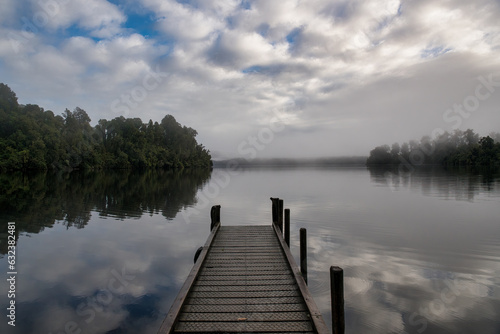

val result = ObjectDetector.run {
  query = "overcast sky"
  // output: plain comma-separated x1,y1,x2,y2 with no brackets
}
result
1,0,499,159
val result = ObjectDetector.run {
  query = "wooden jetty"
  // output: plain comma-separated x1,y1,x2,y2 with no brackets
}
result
158,198,344,334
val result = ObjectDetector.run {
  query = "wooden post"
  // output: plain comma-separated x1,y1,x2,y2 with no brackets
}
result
284,209,290,246
300,228,307,284
278,199,284,232
210,205,221,231
270,197,279,224
330,266,345,334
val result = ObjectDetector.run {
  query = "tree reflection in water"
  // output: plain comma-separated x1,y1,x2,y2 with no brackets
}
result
0,169,212,254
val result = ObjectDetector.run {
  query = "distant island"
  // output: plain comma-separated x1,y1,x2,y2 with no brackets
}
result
366,129,500,167
0,83,212,171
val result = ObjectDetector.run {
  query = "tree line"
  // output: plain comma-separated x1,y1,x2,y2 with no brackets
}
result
366,129,500,167
0,83,212,171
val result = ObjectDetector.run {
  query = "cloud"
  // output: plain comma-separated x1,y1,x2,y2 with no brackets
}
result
8,211,212,334
142,0,229,41
30,0,126,38
62,34,165,81
0,0,20,26
0,0,499,158
207,29,288,69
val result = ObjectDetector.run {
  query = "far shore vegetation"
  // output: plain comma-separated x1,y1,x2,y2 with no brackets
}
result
0,83,212,171
366,129,500,168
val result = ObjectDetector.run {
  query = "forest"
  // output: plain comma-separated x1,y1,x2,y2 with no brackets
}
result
366,129,500,167
0,83,212,171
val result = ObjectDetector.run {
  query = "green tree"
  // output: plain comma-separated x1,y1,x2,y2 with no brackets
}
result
0,83,18,111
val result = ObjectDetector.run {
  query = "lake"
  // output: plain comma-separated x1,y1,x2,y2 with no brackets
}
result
1,166,499,334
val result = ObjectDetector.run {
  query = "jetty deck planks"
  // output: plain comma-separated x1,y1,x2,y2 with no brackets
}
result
158,219,329,333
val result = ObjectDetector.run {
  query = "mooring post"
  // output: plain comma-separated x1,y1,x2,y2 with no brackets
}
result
330,266,345,334
210,205,221,231
270,197,279,224
284,208,290,246
300,228,307,284
278,199,284,232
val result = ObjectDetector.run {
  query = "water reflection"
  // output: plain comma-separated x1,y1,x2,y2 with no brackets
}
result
0,169,211,255
0,169,213,334
367,166,500,201
303,226,500,334
288,167,500,334
1,167,499,334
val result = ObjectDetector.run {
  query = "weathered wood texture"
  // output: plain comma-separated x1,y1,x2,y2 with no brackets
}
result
158,224,329,333
331,266,345,334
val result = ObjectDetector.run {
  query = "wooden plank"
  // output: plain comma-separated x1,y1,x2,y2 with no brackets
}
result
206,254,282,258
199,269,292,275
190,284,299,292
205,260,284,264
201,263,290,269
194,274,294,281
208,247,280,252
202,263,286,269
181,303,308,313
194,278,296,286
184,296,305,305
178,312,311,322
200,268,291,274
187,289,302,299
174,321,314,333
202,260,286,265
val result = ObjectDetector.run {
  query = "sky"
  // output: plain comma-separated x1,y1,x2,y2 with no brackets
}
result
1,0,500,159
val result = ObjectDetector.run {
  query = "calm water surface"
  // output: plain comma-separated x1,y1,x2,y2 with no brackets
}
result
0,167,499,334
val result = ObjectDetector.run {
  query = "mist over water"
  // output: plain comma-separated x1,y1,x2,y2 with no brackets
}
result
1,166,499,333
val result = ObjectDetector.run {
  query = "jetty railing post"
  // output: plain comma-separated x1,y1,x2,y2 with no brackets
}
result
278,199,284,232
270,197,279,224
284,209,290,246
330,266,345,334
300,228,307,284
210,205,221,231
